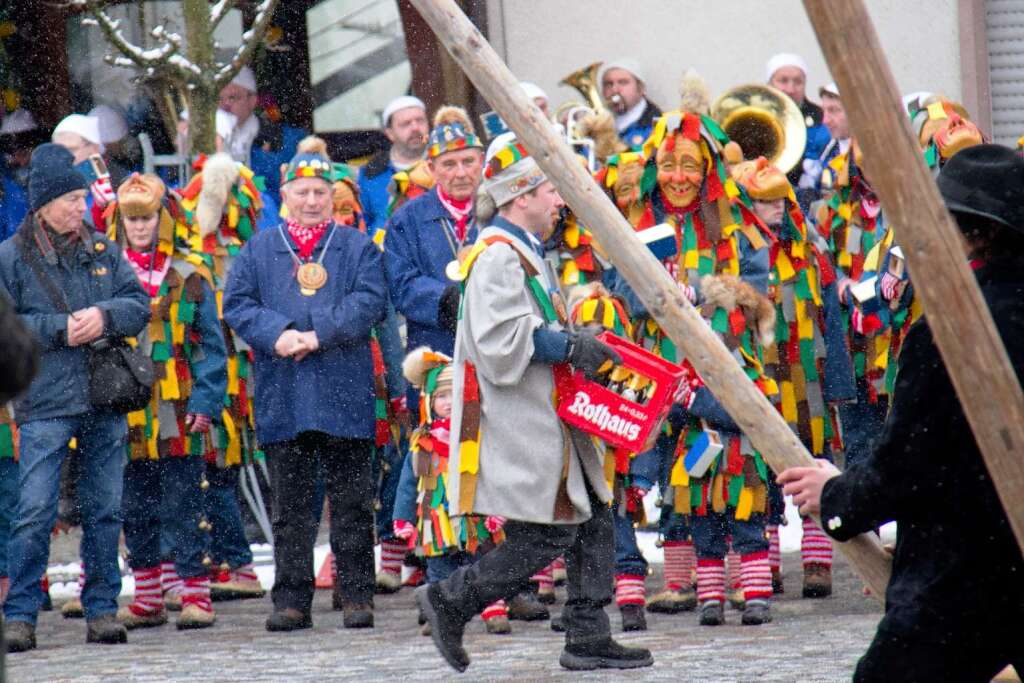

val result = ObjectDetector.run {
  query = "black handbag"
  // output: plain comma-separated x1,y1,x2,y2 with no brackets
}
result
16,231,154,414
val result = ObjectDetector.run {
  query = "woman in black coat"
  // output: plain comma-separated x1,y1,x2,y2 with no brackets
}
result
779,144,1024,682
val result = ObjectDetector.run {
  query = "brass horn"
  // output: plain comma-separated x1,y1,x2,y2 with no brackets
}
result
560,61,607,113
710,84,807,173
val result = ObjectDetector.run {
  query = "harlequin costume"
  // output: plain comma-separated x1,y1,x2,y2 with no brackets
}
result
731,157,856,598
603,106,779,625
104,173,227,630
387,159,434,222
176,153,267,601
391,347,510,634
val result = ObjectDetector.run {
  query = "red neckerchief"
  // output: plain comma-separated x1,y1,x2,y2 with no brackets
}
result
436,186,472,241
429,416,451,458
285,217,330,260
124,248,167,273
660,192,700,221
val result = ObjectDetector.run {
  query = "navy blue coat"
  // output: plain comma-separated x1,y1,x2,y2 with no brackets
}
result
222,222,387,445
0,217,150,423
383,189,479,357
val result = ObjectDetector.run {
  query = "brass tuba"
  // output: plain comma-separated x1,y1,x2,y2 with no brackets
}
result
558,62,610,171
710,84,807,173
560,61,607,113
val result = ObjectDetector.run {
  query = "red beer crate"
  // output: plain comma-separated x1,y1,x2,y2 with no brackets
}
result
553,331,687,452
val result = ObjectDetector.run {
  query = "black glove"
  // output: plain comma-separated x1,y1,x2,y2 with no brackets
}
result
438,285,461,334
568,328,622,380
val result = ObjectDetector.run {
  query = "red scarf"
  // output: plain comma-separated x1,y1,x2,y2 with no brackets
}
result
436,186,472,242
429,417,451,458
124,249,169,295
286,218,331,260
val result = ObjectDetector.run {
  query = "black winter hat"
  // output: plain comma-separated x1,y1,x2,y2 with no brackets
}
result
936,143,1024,232
28,143,88,211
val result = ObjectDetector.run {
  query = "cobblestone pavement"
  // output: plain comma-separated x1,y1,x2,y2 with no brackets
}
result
8,550,881,683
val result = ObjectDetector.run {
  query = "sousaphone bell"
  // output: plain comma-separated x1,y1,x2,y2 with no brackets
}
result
710,84,807,173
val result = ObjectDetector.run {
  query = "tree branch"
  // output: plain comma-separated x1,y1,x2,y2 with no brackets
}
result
214,0,280,88
210,0,237,29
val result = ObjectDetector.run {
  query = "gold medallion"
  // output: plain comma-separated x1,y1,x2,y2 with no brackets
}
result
445,259,464,282
297,262,328,296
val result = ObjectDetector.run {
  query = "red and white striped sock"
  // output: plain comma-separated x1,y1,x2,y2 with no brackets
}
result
128,566,164,616
696,558,726,603
663,540,695,591
801,517,833,567
481,599,508,621
531,563,554,592
161,561,184,597
379,540,405,577
552,556,566,573
767,524,782,572
725,544,742,590
231,564,259,583
181,575,213,613
740,551,773,601
614,574,646,607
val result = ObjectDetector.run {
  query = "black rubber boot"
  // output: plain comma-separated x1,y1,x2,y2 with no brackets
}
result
619,604,647,632
698,600,725,626
265,608,312,632
559,637,654,671
415,584,469,673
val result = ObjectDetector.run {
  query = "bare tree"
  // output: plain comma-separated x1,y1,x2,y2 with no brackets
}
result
72,0,280,155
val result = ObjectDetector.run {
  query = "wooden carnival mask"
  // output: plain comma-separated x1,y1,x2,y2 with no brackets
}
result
656,134,704,209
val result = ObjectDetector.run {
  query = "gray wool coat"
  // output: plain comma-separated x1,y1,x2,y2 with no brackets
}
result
446,224,612,525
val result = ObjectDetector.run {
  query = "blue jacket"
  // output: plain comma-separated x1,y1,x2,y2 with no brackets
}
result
619,99,663,151
358,150,398,234
250,121,307,199
0,172,29,243
393,449,418,525
383,189,479,357
222,221,387,445
177,275,228,418
0,217,150,423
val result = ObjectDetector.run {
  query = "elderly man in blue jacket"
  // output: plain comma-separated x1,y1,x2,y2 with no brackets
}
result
0,143,150,652
223,142,387,633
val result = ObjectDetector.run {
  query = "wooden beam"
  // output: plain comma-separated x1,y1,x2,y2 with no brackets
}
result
406,0,893,599
804,0,1024,557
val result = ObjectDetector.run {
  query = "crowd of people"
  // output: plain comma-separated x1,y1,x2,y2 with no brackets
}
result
0,49,1022,681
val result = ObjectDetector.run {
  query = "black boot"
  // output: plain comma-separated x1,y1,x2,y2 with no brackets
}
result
507,589,550,621
265,608,312,632
560,637,654,670
85,614,128,644
741,598,772,625
550,613,566,632
415,584,469,673
620,604,647,632
4,620,36,653
342,604,374,629
699,600,725,626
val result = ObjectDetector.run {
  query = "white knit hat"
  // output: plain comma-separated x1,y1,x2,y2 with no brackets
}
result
230,66,258,93
381,95,426,128
52,114,105,153
520,81,548,103
598,58,646,86
820,82,840,99
765,53,809,82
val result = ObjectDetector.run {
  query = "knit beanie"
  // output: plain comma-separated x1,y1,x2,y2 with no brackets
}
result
28,143,88,211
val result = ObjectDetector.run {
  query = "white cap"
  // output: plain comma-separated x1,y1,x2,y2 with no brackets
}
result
52,113,105,152
216,109,238,139
230,66,257,93
520,81,548,103
765,53,809,82
381,95,426,128
0,109,37,136
88,104,128,144
820,82,840,99
598,58,645,86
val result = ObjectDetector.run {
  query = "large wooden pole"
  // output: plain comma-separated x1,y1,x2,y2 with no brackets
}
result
407,0,893,598
805,1,1024,556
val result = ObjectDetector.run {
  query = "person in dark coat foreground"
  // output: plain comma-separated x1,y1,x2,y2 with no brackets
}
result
778,144,1024,682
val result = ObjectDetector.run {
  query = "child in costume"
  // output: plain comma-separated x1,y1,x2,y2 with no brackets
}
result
731,157,855,598
106,173,228,630
392,346,510,634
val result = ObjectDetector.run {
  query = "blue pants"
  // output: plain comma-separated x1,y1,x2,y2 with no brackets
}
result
374,442,405,542
4,413,126,625
690,512,768,559
0,457,18,576
123,456,206,577
204,465,254,568
426,551,473,584
839,380,889,469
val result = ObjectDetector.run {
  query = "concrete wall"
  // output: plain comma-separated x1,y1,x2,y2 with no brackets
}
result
487,0,961,115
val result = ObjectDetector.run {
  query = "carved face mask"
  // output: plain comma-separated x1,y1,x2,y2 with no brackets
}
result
332,180,360,225
612,158,644,210
656,135,704,209
932,111,983,160
730,157,789,202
